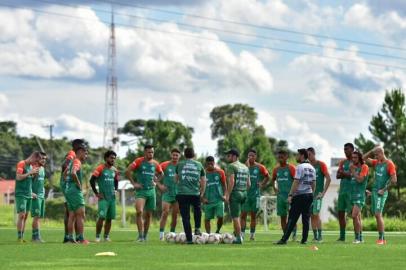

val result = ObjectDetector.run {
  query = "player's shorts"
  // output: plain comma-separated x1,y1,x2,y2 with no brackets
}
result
242,195,260,213
351,200,365,210
15,196,31,214
312,197,323,214
337,192,352,212
371,190,388,214
204,202,224,220
65,191,85,212
98,199,116,220
31,198,45,218
162,193,177,204
276,194,289,217
135,189,156,211
229,191,247,218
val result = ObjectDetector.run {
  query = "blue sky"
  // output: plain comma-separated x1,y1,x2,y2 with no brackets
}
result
0,0,405,162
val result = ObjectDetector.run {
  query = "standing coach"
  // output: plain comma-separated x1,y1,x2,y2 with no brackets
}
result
276,148,316,245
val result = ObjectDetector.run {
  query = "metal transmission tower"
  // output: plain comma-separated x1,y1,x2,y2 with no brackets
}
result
103,7,119,151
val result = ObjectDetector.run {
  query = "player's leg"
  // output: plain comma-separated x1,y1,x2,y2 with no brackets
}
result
277,195,288,234
104,200,115,241
143,190,156,241
96,199,107,242
159,201,171,240
16,197,26,241
31,198,40,241
75,207,87,243
67,209,76,243
373,191,387,244
215,202,224,234
249,211,256,240
135,198,146,241
177,195,193,243
191,195,202,235
278,196,301,244
204,204,213,233
230,192,244,244
170,202,179,233
337,193,347,241
352,205,361,243
63,201,69,242
240,211,248,238
300,194,313,244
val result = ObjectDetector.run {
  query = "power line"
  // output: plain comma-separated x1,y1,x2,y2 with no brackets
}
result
93,0,406,52
1,2,406,70
32,0,406,61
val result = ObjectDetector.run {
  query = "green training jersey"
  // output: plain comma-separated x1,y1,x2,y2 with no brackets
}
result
247,163,269,198
204,168,226,204
161,161,178,198
60,150,76,192
176,159,205,196
129,157,162,190
338,159,352,194
227,161,249,192
372,159,396,191
15,161,33,198
66,159,83,193
32,167,46,199
312,161,328,195
92,164,118,200
350,164,369,203
273,164,295,195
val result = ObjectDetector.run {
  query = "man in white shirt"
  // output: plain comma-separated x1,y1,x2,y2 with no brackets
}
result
276,149,316,245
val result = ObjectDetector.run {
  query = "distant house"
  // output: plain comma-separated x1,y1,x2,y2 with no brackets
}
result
0,179,15,205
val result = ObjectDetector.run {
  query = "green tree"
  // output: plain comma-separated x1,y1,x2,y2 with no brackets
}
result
210,104,276,170
120,119,194,162
355,88,406,198
0,121,22,178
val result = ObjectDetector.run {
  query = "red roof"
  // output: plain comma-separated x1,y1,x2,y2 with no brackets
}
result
0,180,15,194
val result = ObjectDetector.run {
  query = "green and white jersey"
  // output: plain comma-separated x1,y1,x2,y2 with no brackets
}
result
15,160,33,198
176,159,206,196
338,159,352,194
129,157,162,190
371,159,396,191
247,163,269,198
350,164,369,203
272,164,295,196
227,161,249,192
66,158,83,193
161,161,178,198
204,168,226,204
32,167,46,199
312,161,329,195
92,164,118,200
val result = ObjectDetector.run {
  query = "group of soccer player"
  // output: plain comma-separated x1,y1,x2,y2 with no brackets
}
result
13,138,396,245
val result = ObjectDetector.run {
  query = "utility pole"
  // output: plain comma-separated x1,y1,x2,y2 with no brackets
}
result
103,5,119,152
43,124,55,186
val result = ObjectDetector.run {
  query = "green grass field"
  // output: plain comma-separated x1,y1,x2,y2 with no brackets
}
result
1,226,406,270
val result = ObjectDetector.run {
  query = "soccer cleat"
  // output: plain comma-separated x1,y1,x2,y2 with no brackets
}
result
104,237,111,242
95,237,101,243
300,240,307,245
250,235,255,241
63,238,69,243
275,240,287,245
376,239,387,245
291,235,297,242
136,237,145,243
352,239,361,244
311,238,318,243
232,239,242,244
18,239,26,243
66,239,77,244
336,238,345,242
78,239,90,245
194,229,202,236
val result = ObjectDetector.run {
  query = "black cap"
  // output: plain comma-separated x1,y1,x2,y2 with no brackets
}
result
76,143,88,151
225,148,240,157
297,148,308,159
206,156,215,162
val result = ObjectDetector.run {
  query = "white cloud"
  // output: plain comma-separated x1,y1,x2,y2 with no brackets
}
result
0,93,8,111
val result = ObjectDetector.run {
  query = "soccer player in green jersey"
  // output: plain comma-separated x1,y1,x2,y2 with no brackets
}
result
15,152,41,242
31,152,47,243
61,139,85,243
90,150,119,242
307,147,331,242
175,147,206,244
271,149,296,240
225,148,250,244
126,145,164,242
241,149,269,240
202,156,226,234
336,142,354,241
66,144,89,244
363,146,397,245
349,150,369,244
158,148,181,240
